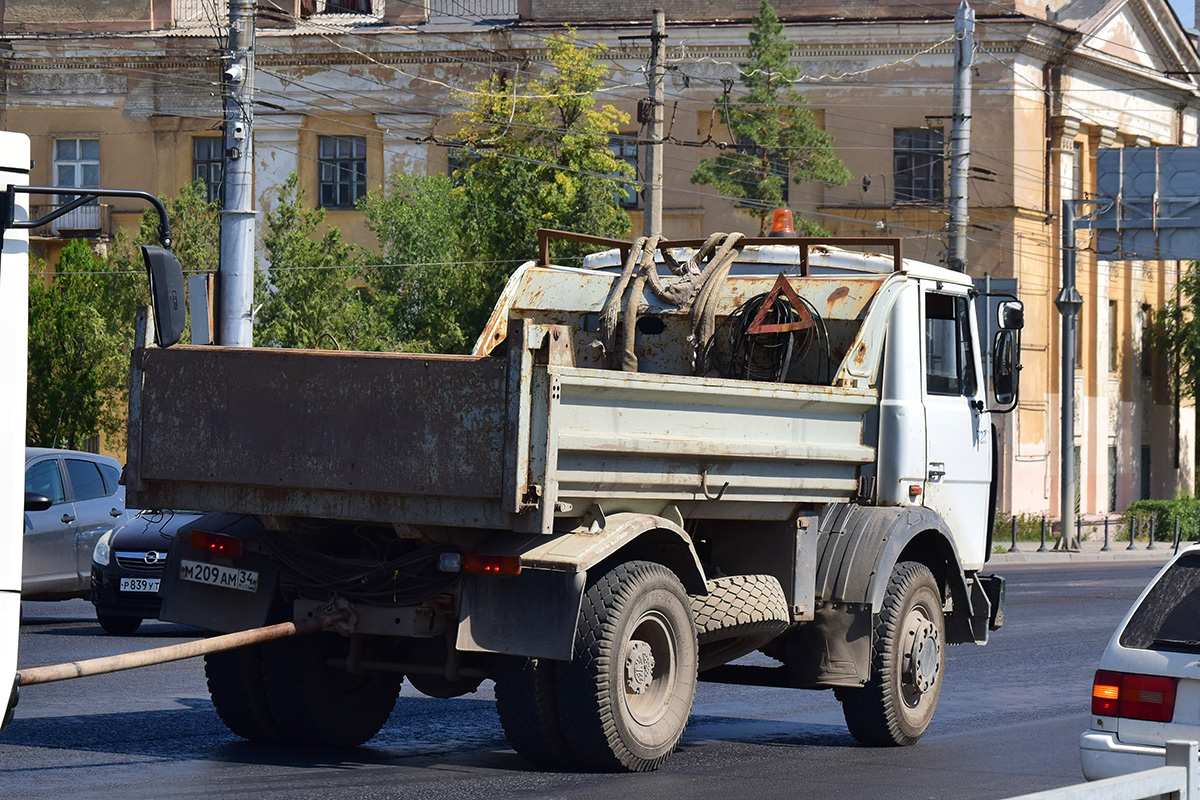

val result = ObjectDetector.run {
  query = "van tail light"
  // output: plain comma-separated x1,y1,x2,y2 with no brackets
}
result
1092,670,1178,722
189,530,244,558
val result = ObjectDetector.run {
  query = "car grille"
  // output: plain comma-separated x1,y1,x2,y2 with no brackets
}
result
114,551,168,573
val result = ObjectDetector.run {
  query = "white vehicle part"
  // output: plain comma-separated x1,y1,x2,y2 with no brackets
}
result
0,132,30,731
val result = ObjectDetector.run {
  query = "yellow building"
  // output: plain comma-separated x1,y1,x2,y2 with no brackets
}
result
5,0,1197,516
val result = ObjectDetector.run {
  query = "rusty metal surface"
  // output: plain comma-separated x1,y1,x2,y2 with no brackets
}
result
131,346,508,514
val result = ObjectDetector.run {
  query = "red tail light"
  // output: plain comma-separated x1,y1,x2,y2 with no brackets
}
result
1092,670,1178,722
462,554,521,576
189,530,244,558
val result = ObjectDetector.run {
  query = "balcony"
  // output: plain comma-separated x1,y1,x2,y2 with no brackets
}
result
29,203,113,239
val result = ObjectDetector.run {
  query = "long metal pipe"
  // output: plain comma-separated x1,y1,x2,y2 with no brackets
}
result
1056,200,1083,550
17,615,327,687
948,0,974,272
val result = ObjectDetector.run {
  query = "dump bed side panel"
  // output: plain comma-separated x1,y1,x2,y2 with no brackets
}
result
128,346,510,524
544,366,876,521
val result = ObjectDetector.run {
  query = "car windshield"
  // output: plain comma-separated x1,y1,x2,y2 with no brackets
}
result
1120,554,1200,653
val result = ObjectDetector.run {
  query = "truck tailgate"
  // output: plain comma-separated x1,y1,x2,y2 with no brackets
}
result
127,346,510,526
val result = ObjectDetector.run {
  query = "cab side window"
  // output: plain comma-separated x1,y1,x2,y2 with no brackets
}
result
26,460,66,505
925,293,978,397
66,459,107,502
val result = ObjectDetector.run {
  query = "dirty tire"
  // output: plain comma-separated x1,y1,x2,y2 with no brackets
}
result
494,657,578,769
261,633,402,747
837,561,944,747
555,560,697,773
692,574,791,673
205,643,285,742
96,614,141,636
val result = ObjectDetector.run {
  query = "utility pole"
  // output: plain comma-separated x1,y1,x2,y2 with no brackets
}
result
947,0,974,272
1056,200,1083,550
219,0,256,347
643,9,665,238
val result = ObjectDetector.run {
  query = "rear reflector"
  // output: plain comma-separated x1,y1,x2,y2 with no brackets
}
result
461,554,521,576
1092,670,1178,722
189,530,244,558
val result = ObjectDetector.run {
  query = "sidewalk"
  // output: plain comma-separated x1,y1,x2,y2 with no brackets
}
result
990,536,1187,564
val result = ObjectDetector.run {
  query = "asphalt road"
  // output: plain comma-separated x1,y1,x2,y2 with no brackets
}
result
0,559,1169,800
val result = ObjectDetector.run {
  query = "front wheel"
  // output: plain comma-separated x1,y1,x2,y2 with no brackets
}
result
555,560,697,772
837,561,945,746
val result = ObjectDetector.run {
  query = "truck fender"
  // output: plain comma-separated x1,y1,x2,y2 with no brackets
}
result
477,512,707,594
816,504,976,644
456,512,707,663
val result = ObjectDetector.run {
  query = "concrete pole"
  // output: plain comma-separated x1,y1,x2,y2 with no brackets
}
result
218,0,256,347
947,0,974,272
1056,200,1083,550
643,9,665,238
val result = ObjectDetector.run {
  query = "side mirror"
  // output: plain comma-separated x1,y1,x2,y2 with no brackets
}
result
24,492,51,512
997,300,1024,331
141,245,186,348
991,329,1020,410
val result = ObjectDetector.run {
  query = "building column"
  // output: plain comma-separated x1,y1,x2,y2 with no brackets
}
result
253,114,303,267
374,113,434,181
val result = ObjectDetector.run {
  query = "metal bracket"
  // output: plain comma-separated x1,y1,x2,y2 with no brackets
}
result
0,185,173,248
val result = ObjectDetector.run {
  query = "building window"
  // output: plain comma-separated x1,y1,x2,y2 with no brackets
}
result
608,134,639,208
925,292,977,397
894,127,943,203
1109,300,1119,372
318,136,367,208
193,137,224,204
1140,303,1153,377
1141,445,1152,500
1070,141,1084,200
53,138,99,203
302,0,374,15
1108,444,1118,511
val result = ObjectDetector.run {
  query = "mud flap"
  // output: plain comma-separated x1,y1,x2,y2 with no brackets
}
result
784,602,873,688
457,568,586,662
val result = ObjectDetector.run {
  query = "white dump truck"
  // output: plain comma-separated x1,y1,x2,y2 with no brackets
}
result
119,222,1023,772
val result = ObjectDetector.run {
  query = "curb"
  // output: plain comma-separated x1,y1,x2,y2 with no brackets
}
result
989,548,1181,564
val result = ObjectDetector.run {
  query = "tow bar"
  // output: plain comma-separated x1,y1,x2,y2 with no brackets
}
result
4,599,355,728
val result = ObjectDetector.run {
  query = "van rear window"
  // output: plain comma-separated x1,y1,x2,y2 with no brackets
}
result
1120,554,1200,652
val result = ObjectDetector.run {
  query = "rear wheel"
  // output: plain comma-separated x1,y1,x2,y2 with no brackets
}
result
494,657,578,769
96,614,141,636
205,643,284,742
261,633,402,747
555,561,697,772
837,561,944,746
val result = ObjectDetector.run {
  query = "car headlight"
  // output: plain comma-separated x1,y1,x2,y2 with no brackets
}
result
92,530,114,566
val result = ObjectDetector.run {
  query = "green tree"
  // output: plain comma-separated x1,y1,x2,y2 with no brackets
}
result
27,242,124,449
452,28,633,318
691,0,851,234
255,173,378,350
359,172,483,353
1152,264,1200,475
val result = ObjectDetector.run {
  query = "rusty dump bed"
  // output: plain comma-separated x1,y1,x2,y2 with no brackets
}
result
128,243,905,535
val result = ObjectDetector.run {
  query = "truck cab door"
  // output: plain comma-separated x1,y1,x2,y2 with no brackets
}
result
920,285,990,568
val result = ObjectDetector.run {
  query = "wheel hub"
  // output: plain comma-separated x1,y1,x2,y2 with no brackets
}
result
903,617,940,695
626,640,656,695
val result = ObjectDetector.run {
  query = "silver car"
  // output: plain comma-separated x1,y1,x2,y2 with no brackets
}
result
23,447,133,601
